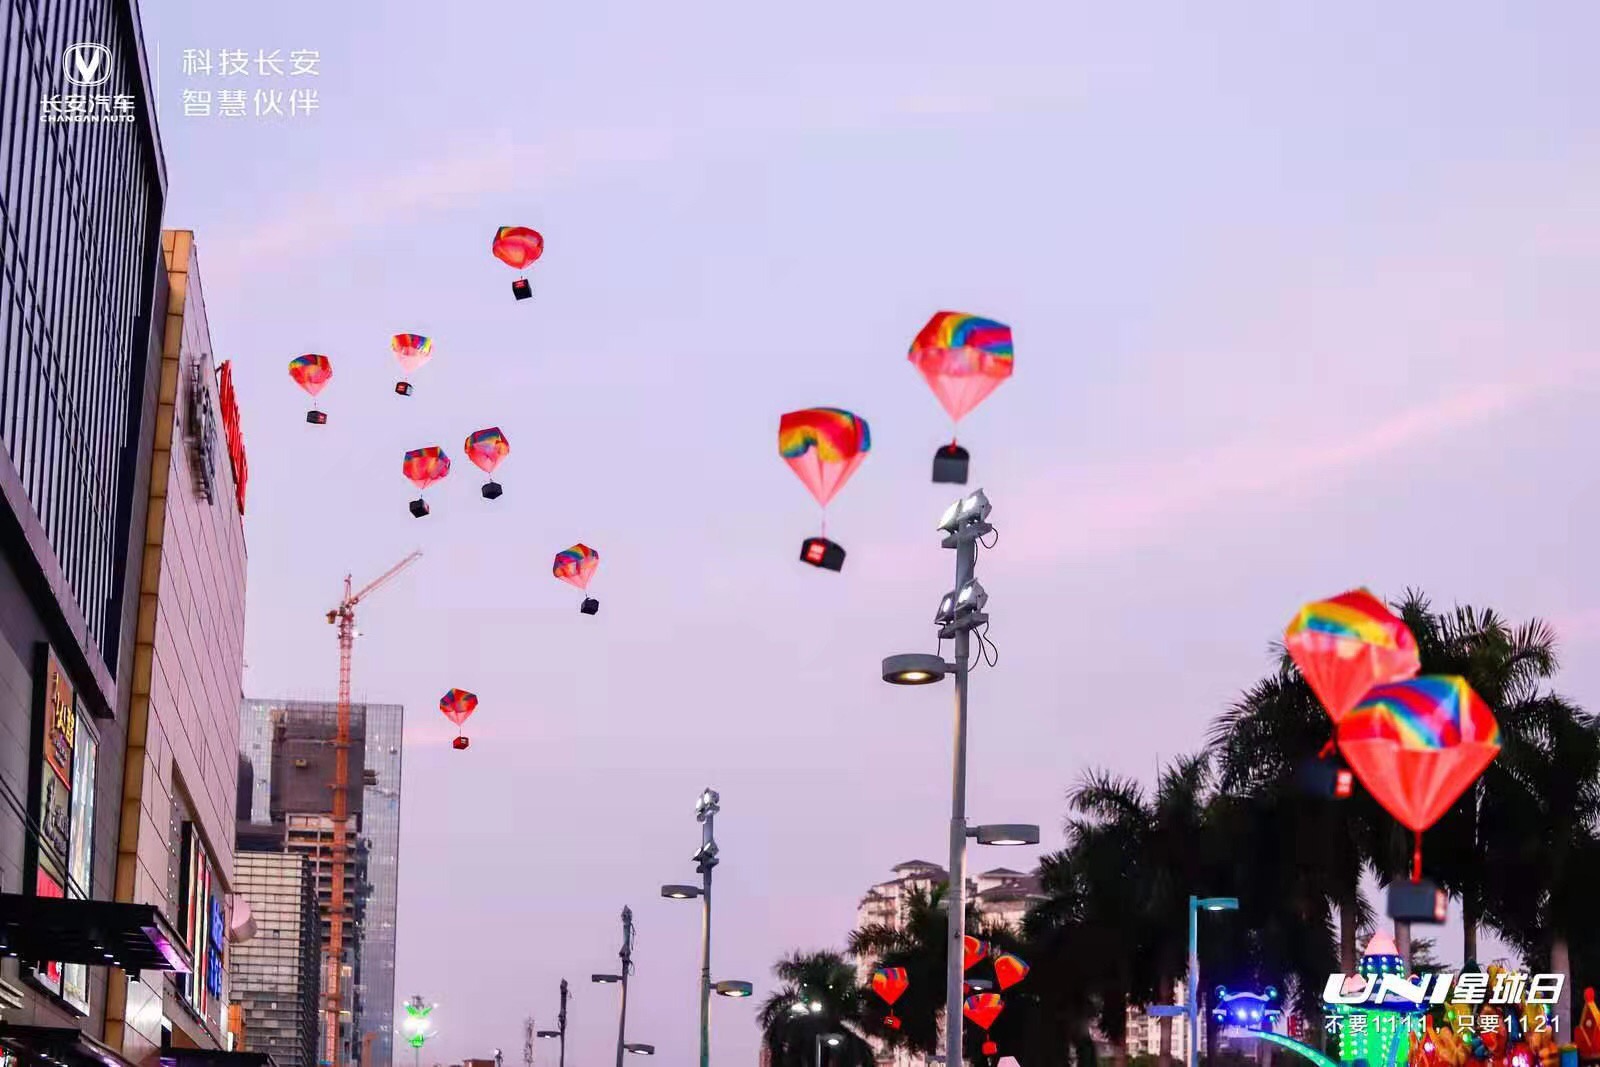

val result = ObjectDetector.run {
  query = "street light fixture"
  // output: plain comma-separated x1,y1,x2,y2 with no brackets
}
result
593,974,623,984
815,1033,844,1067
884,490,1030,1067
624,1045,656,1057
535,978,570,1067
970,824,1040,846
1188,896,1239,1067
661,788,752,1067
882,653,950,686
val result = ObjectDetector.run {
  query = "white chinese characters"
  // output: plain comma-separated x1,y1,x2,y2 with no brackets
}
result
176,48,323,119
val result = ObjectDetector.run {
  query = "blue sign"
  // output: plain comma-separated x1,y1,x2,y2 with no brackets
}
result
206,896,225,999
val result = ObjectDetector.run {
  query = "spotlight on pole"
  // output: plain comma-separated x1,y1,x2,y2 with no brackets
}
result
713,981,753,998
881,653,950,686
969,824,1040,846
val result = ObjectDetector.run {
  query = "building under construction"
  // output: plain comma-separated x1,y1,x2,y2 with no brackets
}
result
238,699,406,1067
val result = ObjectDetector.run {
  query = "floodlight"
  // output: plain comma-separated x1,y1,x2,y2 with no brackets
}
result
882,653,949,685
800,537,845,571
713,980,754,998
513,278,532,300
959,489,992,524
937,499,965,533
592,974,622,984
972,824,1039,846
696,789,720,817
661,884,701,900
935,592,957,623
954,580,988,615
624,1044,655,1056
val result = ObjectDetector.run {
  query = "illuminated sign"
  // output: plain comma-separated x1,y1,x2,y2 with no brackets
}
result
216,361,248,514
187,361,218,504
36,649,75,883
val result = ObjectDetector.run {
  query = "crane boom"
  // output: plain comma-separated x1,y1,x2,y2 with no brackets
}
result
324,550,421,1067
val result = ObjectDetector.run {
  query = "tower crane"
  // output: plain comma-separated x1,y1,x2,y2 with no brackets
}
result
323,549,423,1067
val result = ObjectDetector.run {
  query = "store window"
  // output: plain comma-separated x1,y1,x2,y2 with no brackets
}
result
29,645,98,1014
178,820,227,1027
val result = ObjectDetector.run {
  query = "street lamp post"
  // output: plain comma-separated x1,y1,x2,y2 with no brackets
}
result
814,1033,843,1067
592,907,640,1067
535,979,570,1067
882,489,1040,1067
662,788,754,1067
400,996,437,1067
1187,896,1238,1067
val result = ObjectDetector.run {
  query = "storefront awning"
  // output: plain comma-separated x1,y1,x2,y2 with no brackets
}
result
165,1051,276,1067
0,895,190,974
0,1025,133,1067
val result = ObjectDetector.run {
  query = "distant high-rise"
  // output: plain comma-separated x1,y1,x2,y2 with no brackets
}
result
232,848,321,1067
240,698,405,1067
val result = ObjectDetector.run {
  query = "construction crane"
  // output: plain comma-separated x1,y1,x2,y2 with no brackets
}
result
323,550,423,1067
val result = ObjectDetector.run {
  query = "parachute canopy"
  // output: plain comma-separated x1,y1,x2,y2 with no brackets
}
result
1285,589,1420,722
439,688,478,727
963,993,1003,1032
493,226,545,270
392,333,434,375
871,967,909,1007
993,953,1030,991
466,427,510,475
963,935,991,973
553,544,600,590
909,312,1015,424
778,408,871,508
403,447,451,491
289,354,333,397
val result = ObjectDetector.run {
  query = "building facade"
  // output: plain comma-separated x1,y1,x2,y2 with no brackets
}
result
101,231,250,1065
239,700,404,1067
0,0,169,1061
230,850,319,1067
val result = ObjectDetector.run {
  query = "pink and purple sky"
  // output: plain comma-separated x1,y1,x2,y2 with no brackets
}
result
138,1,1598,1063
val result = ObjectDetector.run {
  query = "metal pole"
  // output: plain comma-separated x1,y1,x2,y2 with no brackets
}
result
814,1034,822,1067
559,980,569,1067
699,861,713,1067
946,532,977,1067
1187,896,1199,1067
617,907,634,1067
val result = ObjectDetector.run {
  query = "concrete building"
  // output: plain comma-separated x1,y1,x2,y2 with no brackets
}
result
230,848,319,1067
238,700,404,1067
0,0,170,1061
98,231,250,1064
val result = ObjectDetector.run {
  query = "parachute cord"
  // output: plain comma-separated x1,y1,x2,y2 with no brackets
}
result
1411,831,1423,883
820,509,827,538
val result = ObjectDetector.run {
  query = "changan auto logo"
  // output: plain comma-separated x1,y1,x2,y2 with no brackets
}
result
62,43,112,87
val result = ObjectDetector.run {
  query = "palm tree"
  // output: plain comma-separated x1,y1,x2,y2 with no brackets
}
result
1390,593,1567,967
848,882,1015,1060
759,951,875,1067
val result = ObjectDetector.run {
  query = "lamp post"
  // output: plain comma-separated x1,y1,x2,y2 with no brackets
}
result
400,996,437,1067
661,788,753,1067
593,907,648,1067
882,489,1040,1067
1187,896,1238,1067
814,1033,843,1067
535,979,570,1067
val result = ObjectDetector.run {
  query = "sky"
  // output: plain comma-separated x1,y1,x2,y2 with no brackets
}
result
133,1,1600,1064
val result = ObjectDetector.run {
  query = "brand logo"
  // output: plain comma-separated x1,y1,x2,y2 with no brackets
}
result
62,43,112,86
1323,973,1564,1007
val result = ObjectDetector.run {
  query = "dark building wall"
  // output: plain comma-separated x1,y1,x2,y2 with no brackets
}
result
0,0,167,1042
269,714,367,820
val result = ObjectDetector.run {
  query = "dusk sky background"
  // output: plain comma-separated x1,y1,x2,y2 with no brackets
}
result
136,2,1598,1064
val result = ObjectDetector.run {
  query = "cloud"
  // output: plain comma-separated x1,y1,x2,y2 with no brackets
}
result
198,67,1085,279
858,363,1593,574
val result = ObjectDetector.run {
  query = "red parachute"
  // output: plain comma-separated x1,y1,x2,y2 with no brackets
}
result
992,953,1030,992
439,688,478,750
289,354,332,424
963,935,991,973
493,226,545,301
1337,675,1501,881
963,993,1004,1056
403,447,451,518
465,427,510,499
871,967,909,1030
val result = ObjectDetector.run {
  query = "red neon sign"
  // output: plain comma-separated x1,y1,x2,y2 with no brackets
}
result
216,361,248,514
